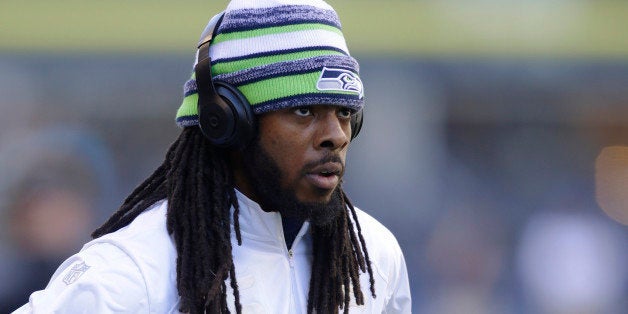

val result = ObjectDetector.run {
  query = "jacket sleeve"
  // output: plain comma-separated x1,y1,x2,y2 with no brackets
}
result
385,247,412,313
12,243,149,314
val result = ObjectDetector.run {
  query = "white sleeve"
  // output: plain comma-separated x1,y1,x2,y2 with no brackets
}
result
12,243,149,314
385,248,412,314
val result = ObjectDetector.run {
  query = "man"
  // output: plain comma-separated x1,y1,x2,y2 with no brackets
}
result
15,0,411,313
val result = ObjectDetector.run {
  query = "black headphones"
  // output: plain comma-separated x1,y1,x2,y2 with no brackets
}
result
195,12,363,149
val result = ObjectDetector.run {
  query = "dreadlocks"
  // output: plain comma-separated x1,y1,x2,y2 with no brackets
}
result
92,126,375,313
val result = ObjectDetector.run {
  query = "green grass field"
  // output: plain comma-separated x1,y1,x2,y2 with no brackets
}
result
2,0,628,59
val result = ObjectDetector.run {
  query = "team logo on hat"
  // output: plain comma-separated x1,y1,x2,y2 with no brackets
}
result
316,67,364,99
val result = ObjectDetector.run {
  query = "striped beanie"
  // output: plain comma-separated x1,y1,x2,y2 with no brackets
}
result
176,0,364,128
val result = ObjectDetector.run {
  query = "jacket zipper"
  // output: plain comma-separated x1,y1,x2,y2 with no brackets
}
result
285,222,307,312
288,249,295,267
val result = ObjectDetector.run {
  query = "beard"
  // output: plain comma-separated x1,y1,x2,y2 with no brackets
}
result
240,139,345,227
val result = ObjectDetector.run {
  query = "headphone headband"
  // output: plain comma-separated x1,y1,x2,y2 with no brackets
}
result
195,11,255,149
197,12,225,49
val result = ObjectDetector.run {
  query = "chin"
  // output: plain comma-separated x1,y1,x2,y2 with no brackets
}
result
298,188,336,204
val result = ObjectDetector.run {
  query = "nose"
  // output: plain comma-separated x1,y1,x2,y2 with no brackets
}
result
316,110,350,150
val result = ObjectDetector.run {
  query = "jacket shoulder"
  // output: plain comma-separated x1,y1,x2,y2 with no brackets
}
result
351,206,403,260
17,239,150,312
84,200,179,311
18,201,180,313
351,206,412,312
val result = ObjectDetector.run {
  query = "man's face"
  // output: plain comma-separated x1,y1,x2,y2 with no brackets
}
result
238,105,353,223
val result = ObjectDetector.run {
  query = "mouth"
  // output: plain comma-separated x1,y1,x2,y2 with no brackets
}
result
305,162,343,191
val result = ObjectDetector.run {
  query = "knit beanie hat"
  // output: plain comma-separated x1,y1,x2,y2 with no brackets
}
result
176,0,364,128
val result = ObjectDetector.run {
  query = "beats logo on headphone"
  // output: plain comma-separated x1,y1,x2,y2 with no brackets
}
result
195,12,363,149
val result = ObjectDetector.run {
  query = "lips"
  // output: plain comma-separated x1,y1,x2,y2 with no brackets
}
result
305,162,343,190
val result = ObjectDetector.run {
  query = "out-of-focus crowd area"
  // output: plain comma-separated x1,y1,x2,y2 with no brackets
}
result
1,1,627,313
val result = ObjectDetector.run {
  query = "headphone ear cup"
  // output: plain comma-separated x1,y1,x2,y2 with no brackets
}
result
197,93,235,146
197,82,255,148
350,109,363,141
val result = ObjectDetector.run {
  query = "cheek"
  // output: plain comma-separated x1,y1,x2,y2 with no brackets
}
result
261,132,306,183
257,114,313,184
262,136,304,180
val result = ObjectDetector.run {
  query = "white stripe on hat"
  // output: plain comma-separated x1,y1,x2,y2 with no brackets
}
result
209,29,349,61
225,0,334,11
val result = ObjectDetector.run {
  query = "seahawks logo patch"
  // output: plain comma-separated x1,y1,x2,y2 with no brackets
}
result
316,67,364,98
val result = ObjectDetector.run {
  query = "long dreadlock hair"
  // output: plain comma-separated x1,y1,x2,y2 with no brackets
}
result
92,126,375,313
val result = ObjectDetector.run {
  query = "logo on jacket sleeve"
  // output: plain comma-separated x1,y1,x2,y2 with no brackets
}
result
316,67,364,99
62,261,91,285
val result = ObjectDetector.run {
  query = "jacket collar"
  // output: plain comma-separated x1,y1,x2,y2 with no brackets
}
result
232,189,310,246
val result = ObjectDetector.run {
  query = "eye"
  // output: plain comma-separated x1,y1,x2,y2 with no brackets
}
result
294,107,312,117
337,108,352,119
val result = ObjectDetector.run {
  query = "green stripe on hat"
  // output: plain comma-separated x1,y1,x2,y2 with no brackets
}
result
239,71,359,106
213,23,342,45
212,49,346,76
176,92,199,119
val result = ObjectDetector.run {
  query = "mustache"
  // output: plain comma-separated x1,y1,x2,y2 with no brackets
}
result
301,154,345,175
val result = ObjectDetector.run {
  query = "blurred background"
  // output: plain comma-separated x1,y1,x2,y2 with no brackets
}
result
1,0,627,313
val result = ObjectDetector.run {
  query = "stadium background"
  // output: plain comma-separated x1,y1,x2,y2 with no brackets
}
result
1,0,627,312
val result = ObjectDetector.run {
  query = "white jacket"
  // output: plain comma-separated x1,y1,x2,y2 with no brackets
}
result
15,191,411,313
